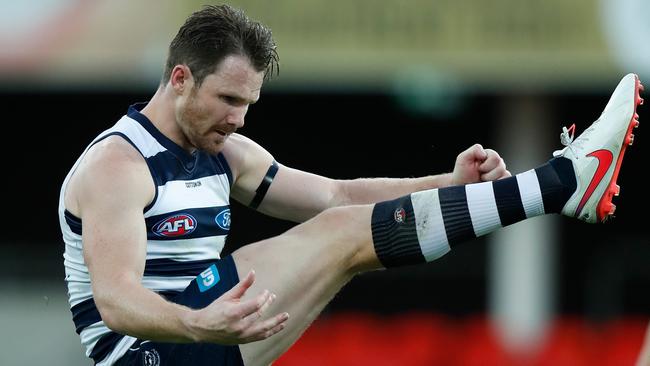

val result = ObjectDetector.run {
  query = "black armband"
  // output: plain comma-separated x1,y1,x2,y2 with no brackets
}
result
249,161,279,209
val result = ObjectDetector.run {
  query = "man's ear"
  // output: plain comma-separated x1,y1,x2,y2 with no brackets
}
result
170,65,193,94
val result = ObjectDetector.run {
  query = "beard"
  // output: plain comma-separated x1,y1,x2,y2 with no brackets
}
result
177,93,227,155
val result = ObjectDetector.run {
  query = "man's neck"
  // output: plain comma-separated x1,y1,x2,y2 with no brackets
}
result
140,86,190,152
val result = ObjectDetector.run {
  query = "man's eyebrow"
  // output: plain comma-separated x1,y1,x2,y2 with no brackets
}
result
222,93,258,105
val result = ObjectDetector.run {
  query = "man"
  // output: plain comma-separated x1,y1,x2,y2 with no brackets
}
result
58,4,642,366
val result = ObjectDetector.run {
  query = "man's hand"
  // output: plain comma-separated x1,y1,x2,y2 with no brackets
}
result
186,270,290,344
451,144,511,185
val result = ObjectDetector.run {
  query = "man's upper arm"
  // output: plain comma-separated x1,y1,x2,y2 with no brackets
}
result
223,134,340,222
70,137,155,308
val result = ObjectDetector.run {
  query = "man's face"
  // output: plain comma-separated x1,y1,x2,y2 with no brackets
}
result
176,55,264,154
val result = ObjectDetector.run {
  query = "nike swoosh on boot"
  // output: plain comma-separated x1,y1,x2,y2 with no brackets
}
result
575,149,613,217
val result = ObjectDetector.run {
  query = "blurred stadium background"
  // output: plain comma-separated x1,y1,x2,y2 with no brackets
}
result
1,0,649,365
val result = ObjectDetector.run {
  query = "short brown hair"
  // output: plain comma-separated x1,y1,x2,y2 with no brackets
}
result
162,4,279,86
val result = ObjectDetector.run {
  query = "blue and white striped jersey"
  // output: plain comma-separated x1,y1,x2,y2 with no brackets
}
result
58,103,233,365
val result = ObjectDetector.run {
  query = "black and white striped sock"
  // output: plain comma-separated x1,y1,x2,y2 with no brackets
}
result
371,157,576,268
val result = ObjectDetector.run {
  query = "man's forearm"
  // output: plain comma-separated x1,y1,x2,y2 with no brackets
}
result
337,173,453,206
95,282,199,343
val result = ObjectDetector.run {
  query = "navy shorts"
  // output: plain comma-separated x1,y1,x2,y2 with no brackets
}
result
114,255,244,366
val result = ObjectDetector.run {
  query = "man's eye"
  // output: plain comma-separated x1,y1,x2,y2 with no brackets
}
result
222,96,248,106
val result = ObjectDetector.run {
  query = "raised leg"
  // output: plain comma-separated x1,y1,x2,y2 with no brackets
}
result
232,72,642,365
233,159,574,365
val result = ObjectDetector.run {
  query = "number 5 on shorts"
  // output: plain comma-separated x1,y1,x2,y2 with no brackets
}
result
197,264,220,292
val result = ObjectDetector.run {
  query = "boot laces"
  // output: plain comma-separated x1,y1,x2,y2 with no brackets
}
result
553,120,599,157
560,124,576,146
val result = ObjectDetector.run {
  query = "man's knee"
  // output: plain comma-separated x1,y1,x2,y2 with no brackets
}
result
309,205,377,272
315,205,358,225
310,205,369,237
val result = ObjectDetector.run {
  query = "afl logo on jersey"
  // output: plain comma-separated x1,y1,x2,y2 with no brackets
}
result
215,209,231,231
152,214,197,237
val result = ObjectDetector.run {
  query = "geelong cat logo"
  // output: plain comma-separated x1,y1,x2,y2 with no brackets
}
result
143,348,160,366
152,214,197,237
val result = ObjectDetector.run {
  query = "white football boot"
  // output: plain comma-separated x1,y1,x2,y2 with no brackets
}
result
554,73,643,223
